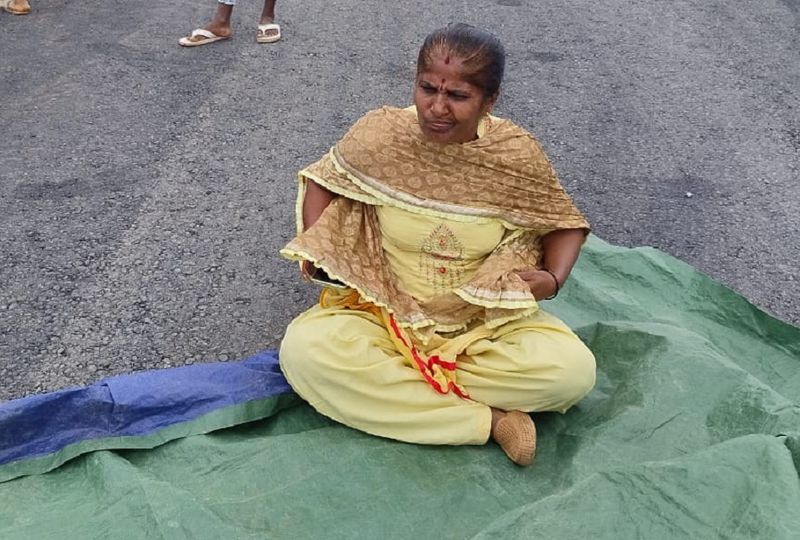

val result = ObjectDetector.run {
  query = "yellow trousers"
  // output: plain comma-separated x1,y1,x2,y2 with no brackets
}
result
280,302,596,446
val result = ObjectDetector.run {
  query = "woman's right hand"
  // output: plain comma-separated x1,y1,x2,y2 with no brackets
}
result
301,260,315,280
302,180,337,231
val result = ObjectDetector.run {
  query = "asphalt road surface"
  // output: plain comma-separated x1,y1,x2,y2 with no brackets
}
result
1,0,798,401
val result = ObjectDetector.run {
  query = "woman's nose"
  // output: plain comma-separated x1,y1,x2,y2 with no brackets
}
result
431,93,448,116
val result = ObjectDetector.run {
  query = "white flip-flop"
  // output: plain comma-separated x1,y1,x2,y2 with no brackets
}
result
1,0,31,15
256,23,281,44
178,28,230,48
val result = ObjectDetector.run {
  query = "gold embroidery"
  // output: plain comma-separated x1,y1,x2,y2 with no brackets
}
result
420,223,465,294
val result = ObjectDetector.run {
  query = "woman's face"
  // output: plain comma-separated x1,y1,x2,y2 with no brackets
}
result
413,54,497,144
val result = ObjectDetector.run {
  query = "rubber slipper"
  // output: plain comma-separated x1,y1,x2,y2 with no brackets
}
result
179,28,230,48
256,23,281,43
1,0,31,15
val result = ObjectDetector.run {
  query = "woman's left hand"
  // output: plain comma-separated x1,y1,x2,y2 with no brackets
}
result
517,228,585,301
515,269,559,301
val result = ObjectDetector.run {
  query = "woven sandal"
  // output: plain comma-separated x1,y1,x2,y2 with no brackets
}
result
493,411,537,466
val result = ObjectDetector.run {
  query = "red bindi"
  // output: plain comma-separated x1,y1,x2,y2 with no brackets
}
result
444,55,450,65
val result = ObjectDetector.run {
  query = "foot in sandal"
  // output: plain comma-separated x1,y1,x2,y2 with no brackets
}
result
256,21,281,43
179,28,231,47
491,409,537,466
2,0,31,15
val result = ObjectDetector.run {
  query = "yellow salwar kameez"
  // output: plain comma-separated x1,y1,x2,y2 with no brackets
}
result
279,106,596,446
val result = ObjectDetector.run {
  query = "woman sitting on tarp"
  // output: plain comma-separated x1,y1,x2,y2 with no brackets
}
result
279,23,595,467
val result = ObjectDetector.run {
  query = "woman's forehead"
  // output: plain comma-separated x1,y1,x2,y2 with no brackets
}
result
417,57,477,88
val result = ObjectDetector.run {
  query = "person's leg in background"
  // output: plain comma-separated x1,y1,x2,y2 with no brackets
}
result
256,0,281,43
180,0,281,46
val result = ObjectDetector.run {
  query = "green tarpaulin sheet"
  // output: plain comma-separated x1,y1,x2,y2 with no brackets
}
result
1,237,798,539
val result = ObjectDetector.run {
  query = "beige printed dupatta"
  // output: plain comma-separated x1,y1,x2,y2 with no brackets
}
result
280,106,589,340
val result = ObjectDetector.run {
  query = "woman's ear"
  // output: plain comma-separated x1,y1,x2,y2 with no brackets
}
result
483,92,499,115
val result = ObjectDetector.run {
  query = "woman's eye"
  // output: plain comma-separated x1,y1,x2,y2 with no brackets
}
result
449,94,468,101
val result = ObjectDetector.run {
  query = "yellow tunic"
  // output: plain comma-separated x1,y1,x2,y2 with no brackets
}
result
280,206,596,445
280,107,591,335
377,204,506,303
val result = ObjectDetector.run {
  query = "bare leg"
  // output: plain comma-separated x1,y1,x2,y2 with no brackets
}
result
202,3,234,38
256,0,281,42
181,3,234,45
259,0,277,24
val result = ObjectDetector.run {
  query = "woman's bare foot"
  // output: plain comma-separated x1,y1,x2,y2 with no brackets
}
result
490,408,537,466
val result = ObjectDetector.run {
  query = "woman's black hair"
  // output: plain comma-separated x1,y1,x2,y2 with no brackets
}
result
417,23,506,97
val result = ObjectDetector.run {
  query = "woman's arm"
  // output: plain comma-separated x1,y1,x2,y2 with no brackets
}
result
300,179,338,277
516,228,586,300
302,179,338,230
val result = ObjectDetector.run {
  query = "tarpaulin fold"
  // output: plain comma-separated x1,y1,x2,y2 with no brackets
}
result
0,351,295,483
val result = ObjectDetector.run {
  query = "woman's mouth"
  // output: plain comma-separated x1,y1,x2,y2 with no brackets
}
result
426,120,453,132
